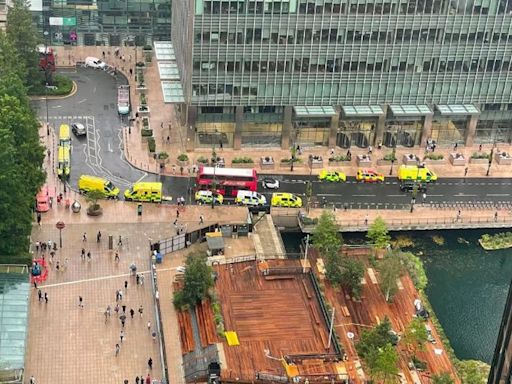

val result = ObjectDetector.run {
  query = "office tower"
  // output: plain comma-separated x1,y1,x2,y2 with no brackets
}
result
172,0,512,150
488,279,512,384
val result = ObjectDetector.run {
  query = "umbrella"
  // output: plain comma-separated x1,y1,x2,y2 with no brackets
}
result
119,314,126,321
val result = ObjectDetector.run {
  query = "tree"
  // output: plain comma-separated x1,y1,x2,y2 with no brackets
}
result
339,257,365,299
173,252,214,309
311,211,342,258
366,343,399,382
402,317,428,354
456,360,490,384
432,372,455,384
366,216,391,249
6,0,42,89
378,251,405,301
356,317,394,358
305,181,313,213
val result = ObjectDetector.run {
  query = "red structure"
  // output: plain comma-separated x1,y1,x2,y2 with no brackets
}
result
38,46,56,75
30,258,49,284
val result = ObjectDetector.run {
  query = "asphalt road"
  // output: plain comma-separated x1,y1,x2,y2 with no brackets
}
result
31,67,155,192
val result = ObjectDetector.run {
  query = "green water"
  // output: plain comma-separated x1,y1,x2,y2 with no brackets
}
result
281,229,512,363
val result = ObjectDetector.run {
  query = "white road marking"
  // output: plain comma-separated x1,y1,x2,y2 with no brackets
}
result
51,105,62,109
77,98,87,104
428,194,445,197
40,270,151,288
386,195,405,197
317,193,342,197
353,194,377,197
487,193,510,197
455,193,477,197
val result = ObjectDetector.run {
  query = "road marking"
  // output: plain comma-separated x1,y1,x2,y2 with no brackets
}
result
40,270,151,288
353,194,376,197
317,193,342,197
487,193,510,197
77,98,87,104
454,194,477,197
428,194,444,197
387,194,404,197
51,105,62,109
108,141,113,152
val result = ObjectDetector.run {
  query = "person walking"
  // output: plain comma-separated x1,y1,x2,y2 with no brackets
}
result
37,212,41,226
138,305,144,317
152,330,157,342
135,376,140,384
29,376,36,384
130,308,135,319
120,330,125,343
97,231,102,243
81,248,85,260
147,357,153,370
118,235,123,247
114,251,120,262
87,251,91,261
115,290,120,302
119,290,123,301
494,211,498,222
38,289,43,302
199,215,204,224
115,343,120,356
124,280,128,289
122,305,126,313
147,321,151,332
145,374,151,384
114,303,120,315
44,292,48,304
78,296,84,308
82,232,87,242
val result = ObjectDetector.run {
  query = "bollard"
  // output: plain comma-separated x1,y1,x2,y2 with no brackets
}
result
137,203,143,216
108,235,113,250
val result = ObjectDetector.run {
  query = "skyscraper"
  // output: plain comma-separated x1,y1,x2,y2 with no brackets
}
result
488,279,512,384
172,0,512,150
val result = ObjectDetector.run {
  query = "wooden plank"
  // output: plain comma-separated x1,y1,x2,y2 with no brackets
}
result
302,279,312,299
396,278,404,290
309,302,321,325
264,275,295,281
367,268,378,285
341,305,350,317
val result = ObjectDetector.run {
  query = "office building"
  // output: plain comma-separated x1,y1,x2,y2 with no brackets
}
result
32,0,170,46
172,0,512,150
488,279,512,384
0,0,10,30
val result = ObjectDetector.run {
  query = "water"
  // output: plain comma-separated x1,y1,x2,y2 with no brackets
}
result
281,229,512,363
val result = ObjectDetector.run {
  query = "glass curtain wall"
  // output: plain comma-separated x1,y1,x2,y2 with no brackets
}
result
475,120,512,143
337,119,377,148
195,107,235,148
294,118,330,146
431,118,467,144
383,119,422,147
241,106,283,147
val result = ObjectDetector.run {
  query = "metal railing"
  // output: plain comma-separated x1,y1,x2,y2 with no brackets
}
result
207,254,257,266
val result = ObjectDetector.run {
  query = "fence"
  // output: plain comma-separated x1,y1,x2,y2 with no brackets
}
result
207,254,256,266
157,223,219,255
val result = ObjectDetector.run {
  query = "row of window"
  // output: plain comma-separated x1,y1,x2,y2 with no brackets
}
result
195,29,512,45
193,58,512,74
200,0,512,16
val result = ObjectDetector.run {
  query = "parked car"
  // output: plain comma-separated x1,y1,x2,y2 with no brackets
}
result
71,123,87,136
35,186,50,213
319,169,346,182
262,177,280,189
356,168,385,183
85,56,106,69
400,180,427,193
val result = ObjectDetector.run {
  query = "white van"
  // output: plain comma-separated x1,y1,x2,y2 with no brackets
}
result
85,57,106,69
235,190,267,206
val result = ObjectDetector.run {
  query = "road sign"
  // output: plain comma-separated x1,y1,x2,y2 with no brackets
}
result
56,221,65,230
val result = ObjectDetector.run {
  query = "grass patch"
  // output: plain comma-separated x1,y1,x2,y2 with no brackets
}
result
29,74,73,96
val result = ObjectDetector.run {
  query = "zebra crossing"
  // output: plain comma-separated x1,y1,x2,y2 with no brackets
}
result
42,115,92,121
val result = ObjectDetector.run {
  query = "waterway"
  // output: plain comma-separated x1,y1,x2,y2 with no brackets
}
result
281,229,512,363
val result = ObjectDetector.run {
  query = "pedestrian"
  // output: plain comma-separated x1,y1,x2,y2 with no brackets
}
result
173,218,178,226
454,142,458,151
81,248,85,259
35,241,40,252
368,145,373,154
49,196,53,208
479,144,483,151
176,209,180,218
55,260,60,272
38,289,43,302
29,376,36,384
107,305,111,316
138,305,143,317
114,303,120,315
120,330,125,343
116,290,120,302
146,374,151,384
114,251,120,262
78,296,84,308
147,320,151,332
130,308,135,318
124,380,129,384
122,305,126,313
160,122,163,129
148,357,153,370
464,167,469,177
140,274,144,285
104,309,109,322
102,51,105,57
219,140,223,151
118,235,123,246
364,216,369,226
136,274,140,285
121,318,126,328
199,215,204,224
97,231,102,243
82,232,87,242
37,212,41,226
124,280,128,289
166,135,170,144
495,211,498,222
152,330,157,342
44,292,48,303
115,343,120,356
135,377,140,384
129,68,133,76
33,279,38,289
87,251,91,261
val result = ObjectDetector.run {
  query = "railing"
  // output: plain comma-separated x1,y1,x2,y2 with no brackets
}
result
207,254,257,266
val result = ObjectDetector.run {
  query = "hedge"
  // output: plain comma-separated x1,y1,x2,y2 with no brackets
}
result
147,137,156,153
29,74,73,96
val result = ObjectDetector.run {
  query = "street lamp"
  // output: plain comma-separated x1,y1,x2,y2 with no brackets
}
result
389,143,396,176
43,30,50,126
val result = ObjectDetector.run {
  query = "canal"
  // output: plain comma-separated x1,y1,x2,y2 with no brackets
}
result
281,228,512,363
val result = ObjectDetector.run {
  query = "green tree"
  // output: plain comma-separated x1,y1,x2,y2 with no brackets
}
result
305,181,313,213
6,0,43,89
311,211,342,257
456,360,490,384
339,257,365,299
402,317,428,353
173,252,214,309
378,251,405,302
432,372,455,384
366,343,399,382
367,216,391,249
356,317,394,358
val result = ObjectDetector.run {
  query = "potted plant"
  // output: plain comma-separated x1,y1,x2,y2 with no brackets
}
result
197,156,209,165
469,151,489,164
449,152,466,166
308,154,323,168
260,156,275,169
232,156,254,167
423,153,445,162
329,154,351,165
495,151,512,165
157,151,169,164
356,154,372,166
147,137,156,153
86,190,104,216
177,153,189,166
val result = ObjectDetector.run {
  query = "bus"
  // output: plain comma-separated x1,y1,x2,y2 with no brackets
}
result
117,85,130,115
59,124,71,147
195,166,258,197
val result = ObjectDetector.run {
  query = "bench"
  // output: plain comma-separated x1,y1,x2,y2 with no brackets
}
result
309,303,321,325
302,279,312,299
341,305,350,317
264,275,295,281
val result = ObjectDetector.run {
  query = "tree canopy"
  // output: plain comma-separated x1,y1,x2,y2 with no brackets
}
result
456,360,490,384
432,372,456,384
402,317,428,353
378,251,405,302
366,216,391,249
311,211,342,257
173,252,214,309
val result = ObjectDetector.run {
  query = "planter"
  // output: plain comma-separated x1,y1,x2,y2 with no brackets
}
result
495,152,512,165
231,162,254,168
177,160,189,167
423,159,446,165
308,155,323,169
328,160,351,166
449,153,466,166
356,154,372,166
137,106,150,116
469,157,489,164
86,207,103,216
377,159,392,166
402,154,420,165
260,157,275,170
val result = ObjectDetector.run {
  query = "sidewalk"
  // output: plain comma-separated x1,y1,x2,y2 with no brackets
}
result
51,46,512,179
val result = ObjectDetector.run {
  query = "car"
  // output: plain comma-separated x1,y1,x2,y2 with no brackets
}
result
271,192,302,208
176,266,186,273
262,177,280,189
319,169,346,182
71,123,86,136
85,56,106,69
35,186,50,213
400,181,427,193
195,190,224,205
356,168,385,183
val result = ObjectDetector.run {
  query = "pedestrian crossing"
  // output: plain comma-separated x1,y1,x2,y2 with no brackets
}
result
42,115,92,121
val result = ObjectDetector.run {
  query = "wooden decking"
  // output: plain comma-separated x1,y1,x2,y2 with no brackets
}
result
214,260,340,382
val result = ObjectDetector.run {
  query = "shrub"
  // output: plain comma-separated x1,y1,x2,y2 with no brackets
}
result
145,52,152,63
28,74,73,96
141,129,153,137
280,157,302,164
232,156,253,164
397,251,428,291
157,152,169,160
140,93,147,105
142,117,149,129
147,137,156,152
471,151,490,160
136,61,145,67
329,155,351,162
197,156,209,164
383,152,397,161
177,153,189,162
424,153,444,160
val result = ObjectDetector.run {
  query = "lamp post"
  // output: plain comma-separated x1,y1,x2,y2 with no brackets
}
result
43,30,50,125
55,221,65,248
486,147,494,176
389,144,396,176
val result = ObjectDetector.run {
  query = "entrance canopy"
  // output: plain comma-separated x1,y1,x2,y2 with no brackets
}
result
154,41,176,61
436,104,480,115
155,41,185,104
293,106,337,117
390,105,433,116
342,105,384,117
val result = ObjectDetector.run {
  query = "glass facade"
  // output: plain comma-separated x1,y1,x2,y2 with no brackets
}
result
34,0,170,45
171,0,512,147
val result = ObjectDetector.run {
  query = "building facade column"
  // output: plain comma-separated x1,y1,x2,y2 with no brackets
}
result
373,105,388,146
185,105,197,151
420,114,433,147
233,106,243,150
281,106,292,150
464,114,479,147
328,109,340,148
